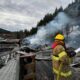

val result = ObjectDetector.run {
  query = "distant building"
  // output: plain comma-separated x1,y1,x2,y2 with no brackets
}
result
0,33,16,39
0,28,18,39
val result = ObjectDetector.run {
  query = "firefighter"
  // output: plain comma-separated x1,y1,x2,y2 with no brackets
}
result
51,33,74,80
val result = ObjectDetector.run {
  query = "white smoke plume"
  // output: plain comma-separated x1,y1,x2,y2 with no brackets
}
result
27,12,71,45
67,25,80,48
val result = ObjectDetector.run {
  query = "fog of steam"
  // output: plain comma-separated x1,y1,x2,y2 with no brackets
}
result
24,12,80,49
67,25,80,48
27,12,71,45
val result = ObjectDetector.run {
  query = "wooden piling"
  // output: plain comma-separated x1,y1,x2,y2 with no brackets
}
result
19,52,36,80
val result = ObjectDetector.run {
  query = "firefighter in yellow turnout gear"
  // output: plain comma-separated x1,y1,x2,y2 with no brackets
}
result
51,34,75,80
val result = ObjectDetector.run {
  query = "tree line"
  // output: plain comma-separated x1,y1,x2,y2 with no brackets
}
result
14,7,63,39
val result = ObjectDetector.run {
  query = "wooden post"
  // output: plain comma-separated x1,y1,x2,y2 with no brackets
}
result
19,52,36,80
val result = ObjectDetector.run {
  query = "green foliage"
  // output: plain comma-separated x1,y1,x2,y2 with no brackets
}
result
29,27,38,35
37,14,53,26
13,27,38,39
0,28,10,33
37,7,63,27
24,29,30,36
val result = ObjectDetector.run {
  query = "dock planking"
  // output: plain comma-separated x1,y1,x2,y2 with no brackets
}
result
0,39,20,80
0,56,19,80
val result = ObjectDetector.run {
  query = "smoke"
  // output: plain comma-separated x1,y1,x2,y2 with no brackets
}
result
69,25,80,38
67,25,80,48
26,12,71,45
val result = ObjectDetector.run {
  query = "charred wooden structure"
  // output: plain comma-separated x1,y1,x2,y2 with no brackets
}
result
17,52,36,80
0,39,20,67
35,50,54,80
17,49,54,80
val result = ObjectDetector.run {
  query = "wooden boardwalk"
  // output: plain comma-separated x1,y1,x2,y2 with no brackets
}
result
0,40,20,80
0,57,19,80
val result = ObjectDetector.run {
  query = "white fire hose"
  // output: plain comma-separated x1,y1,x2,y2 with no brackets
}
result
75,47,80,53
70,47,80,67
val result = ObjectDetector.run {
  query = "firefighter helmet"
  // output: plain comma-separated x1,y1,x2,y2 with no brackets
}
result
55,34,64,40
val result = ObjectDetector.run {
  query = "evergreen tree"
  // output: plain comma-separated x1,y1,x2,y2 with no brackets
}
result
37,7,63,27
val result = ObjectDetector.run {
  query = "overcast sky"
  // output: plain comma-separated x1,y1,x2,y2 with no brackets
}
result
0,0,74,31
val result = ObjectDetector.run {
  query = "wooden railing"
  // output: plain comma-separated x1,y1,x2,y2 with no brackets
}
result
16,51,36,80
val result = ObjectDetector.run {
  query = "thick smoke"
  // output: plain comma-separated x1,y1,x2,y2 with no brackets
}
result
27,12,71,45
67,25,80,48
24,12,80,49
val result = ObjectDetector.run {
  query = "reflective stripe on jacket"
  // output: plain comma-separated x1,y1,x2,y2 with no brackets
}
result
53,68,72,77
52,45,72,77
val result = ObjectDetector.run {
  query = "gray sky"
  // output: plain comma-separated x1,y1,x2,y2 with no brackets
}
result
0,0,74,31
